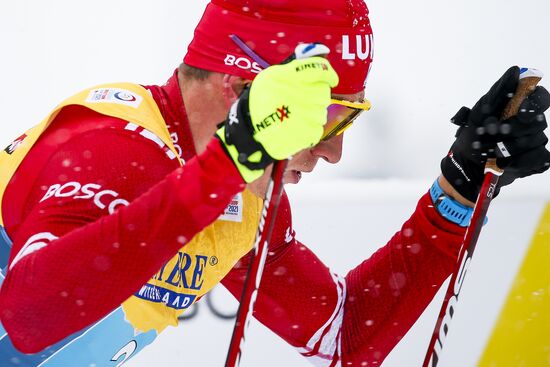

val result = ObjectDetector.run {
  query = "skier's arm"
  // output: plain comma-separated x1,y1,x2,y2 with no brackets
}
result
0,115,245,353
222,191,466,366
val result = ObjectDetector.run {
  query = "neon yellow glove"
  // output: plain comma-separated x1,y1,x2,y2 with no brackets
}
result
217,44,339,183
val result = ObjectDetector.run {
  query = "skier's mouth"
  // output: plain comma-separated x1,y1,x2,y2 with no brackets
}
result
284,170,302,184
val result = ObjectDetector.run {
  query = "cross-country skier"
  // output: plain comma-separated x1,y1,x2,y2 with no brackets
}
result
0,0,549,366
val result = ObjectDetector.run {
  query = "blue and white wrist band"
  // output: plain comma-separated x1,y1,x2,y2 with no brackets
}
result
429,179,478,227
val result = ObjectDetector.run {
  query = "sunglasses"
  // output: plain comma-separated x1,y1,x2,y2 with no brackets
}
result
230,35,371,141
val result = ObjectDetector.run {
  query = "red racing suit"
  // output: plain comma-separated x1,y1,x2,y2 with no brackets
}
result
0,71,466,366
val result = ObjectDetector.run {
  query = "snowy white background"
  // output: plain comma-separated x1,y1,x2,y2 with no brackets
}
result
1,0,549,366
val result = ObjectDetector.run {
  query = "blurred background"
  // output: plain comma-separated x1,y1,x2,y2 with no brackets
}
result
1,0,549,366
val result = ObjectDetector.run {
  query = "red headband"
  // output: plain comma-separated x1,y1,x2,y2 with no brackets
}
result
184,0,374,94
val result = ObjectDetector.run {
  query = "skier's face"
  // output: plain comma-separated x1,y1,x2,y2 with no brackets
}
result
283,91,365,184
247,90,366,197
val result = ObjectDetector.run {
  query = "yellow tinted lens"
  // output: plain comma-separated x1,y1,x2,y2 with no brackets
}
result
322,103,363,141
330,99,372,111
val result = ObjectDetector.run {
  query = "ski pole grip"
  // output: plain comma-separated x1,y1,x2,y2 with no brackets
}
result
486,68,543,175
501,68,543,120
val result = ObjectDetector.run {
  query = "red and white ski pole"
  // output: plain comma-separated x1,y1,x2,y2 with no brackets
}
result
422,68,543,367
225,159,288,367
223,36,333,367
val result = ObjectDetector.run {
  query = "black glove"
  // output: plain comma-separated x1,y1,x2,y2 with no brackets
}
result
441,66,550,202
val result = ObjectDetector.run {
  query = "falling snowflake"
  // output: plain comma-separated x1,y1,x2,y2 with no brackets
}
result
388,272,407,290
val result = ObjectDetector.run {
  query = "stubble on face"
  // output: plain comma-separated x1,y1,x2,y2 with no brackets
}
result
246,150,317,198
283,150,318,184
